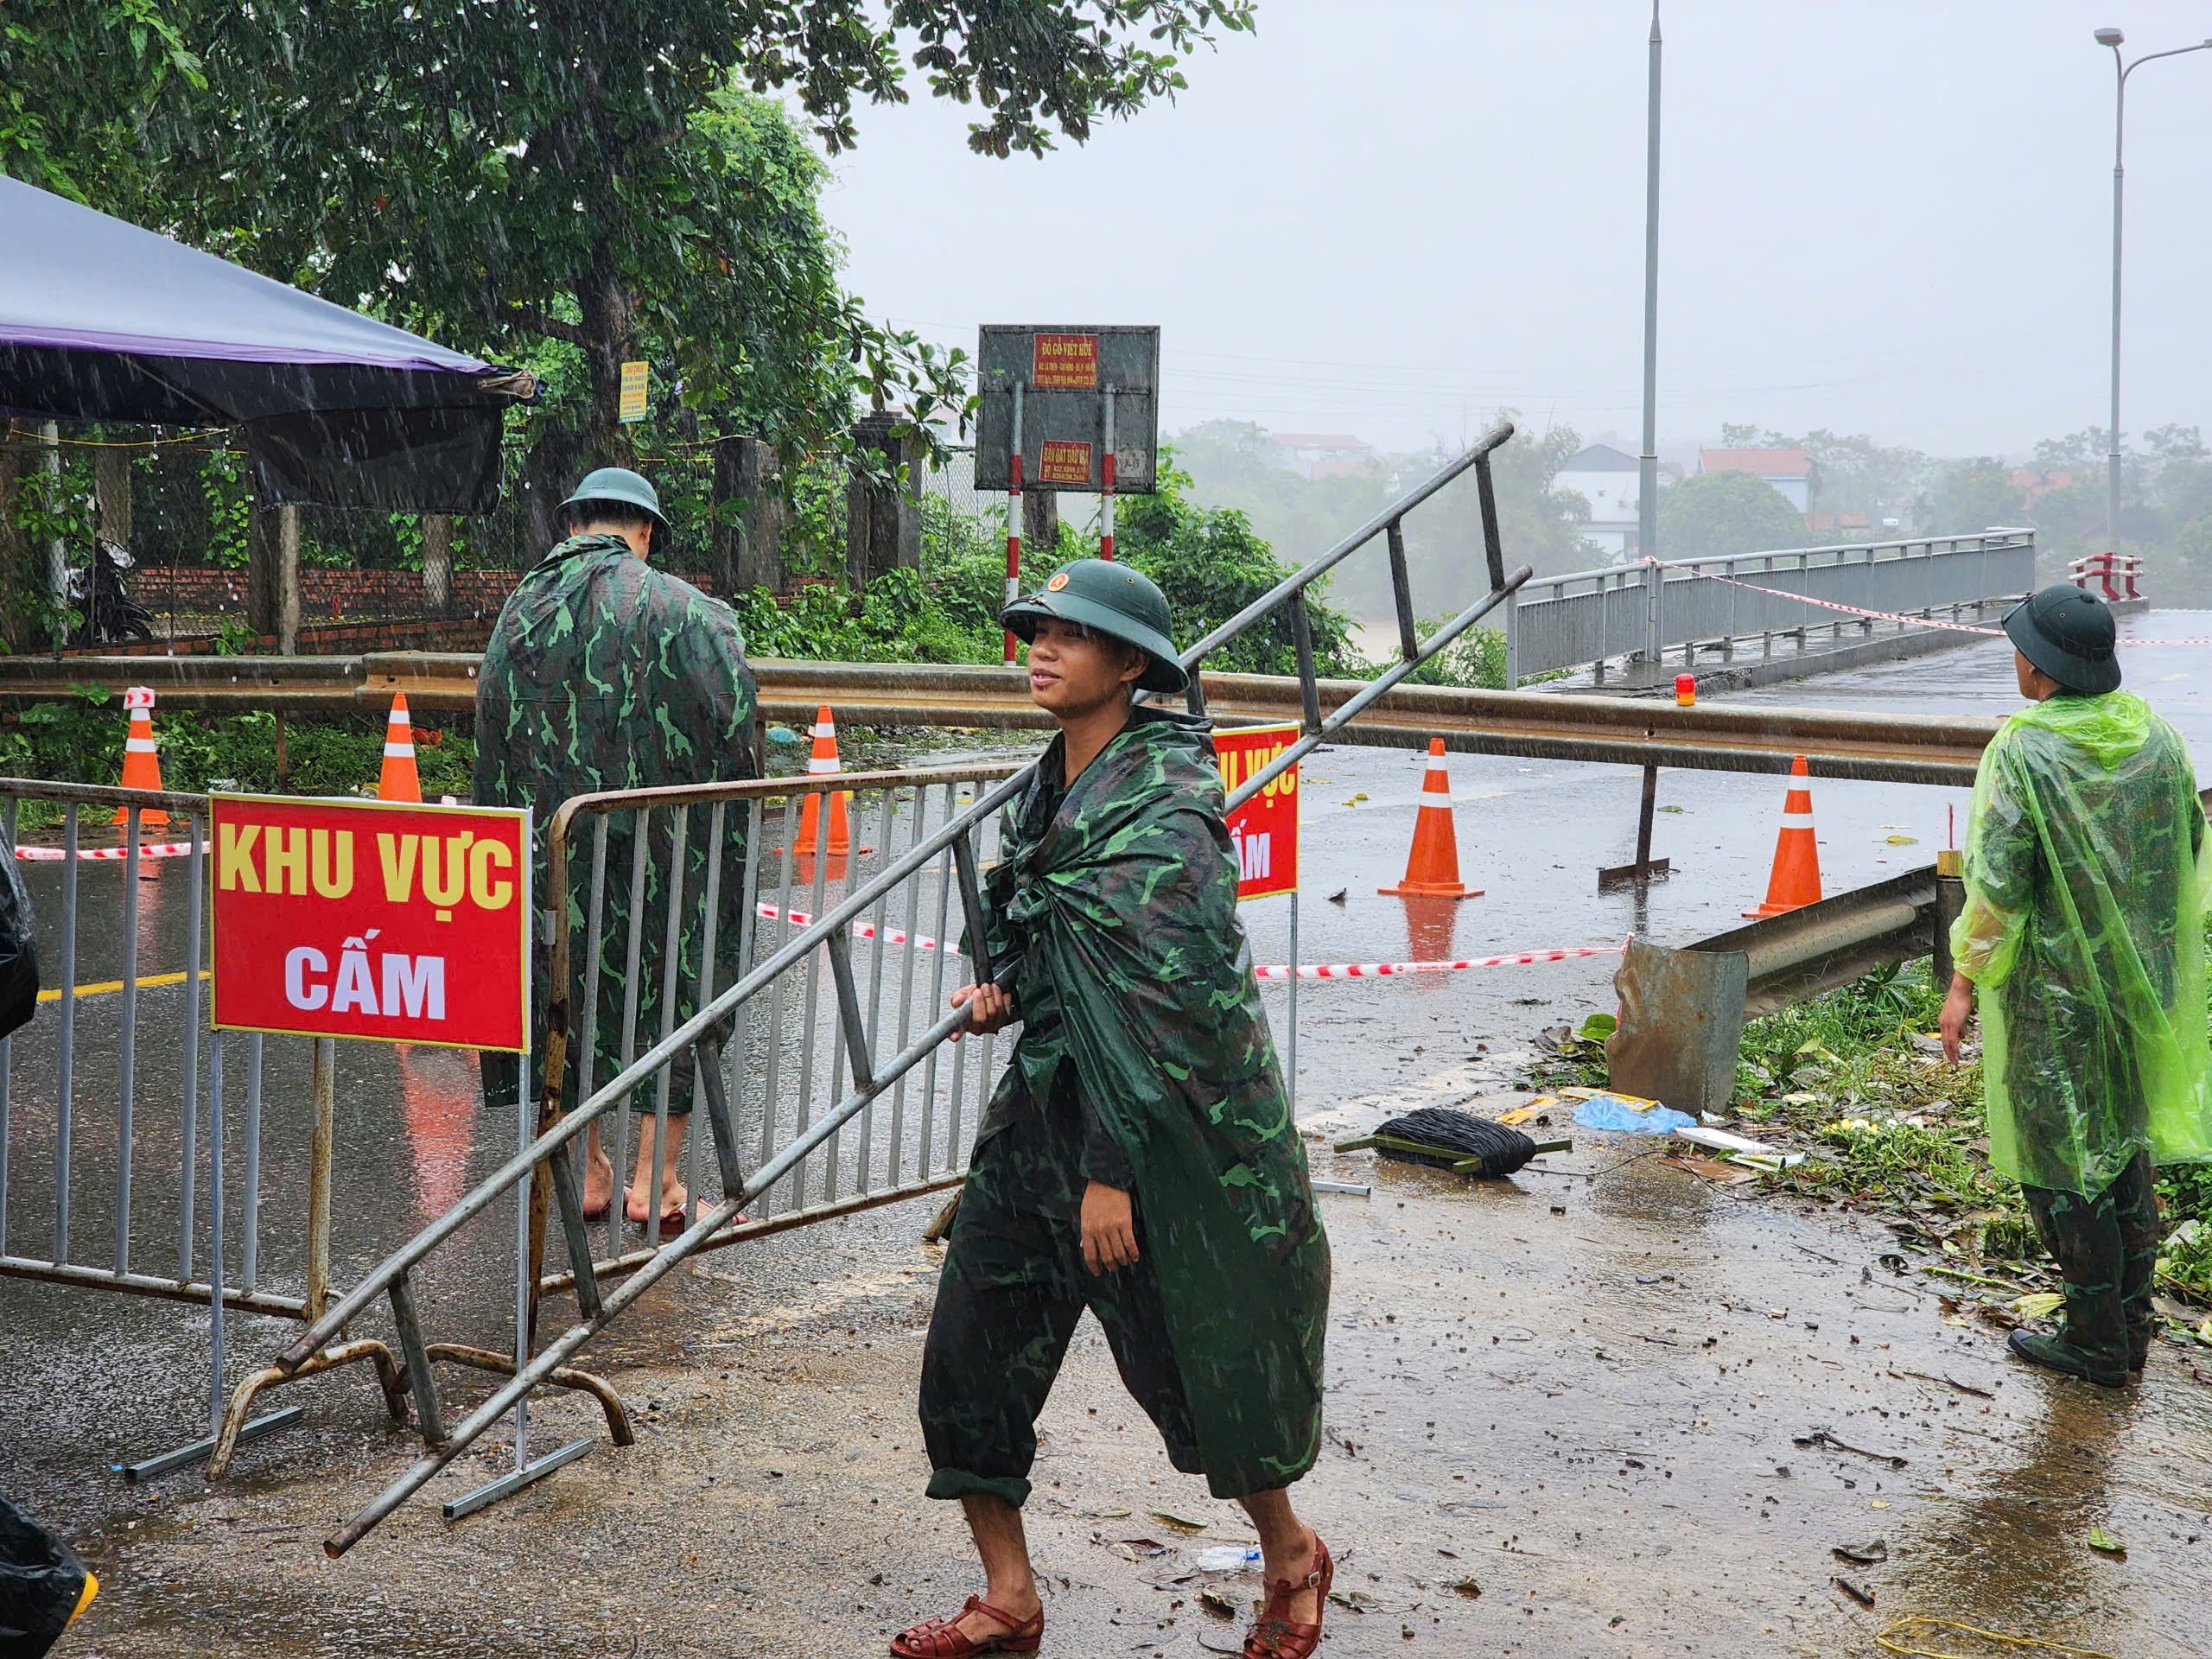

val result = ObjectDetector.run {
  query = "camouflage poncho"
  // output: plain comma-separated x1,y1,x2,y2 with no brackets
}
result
979,705,1330,1497
474,532,759,1112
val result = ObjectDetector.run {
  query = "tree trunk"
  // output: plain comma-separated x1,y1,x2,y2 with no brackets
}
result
713,436,785,599
577,257,639,469
522,426,588,558
95,445,132,548
421,514,453,616
276,505,301,654
1023,492,1059,570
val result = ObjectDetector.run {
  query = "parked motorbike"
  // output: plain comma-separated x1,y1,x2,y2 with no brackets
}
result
67,538,155,647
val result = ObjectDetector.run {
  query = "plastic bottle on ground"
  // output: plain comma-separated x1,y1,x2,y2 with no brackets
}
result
1196,1545,1264,1573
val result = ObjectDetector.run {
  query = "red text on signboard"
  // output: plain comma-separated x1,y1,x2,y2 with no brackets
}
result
1038,439,1094,486
209,795,531,1051
1031,333,1099,390
1215,722,1299,900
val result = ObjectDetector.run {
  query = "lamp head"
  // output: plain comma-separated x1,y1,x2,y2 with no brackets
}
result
2094,27,2125,47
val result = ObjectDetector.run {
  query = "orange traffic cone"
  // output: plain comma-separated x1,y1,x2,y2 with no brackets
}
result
1380,738,1482,899
1743,754,1822,918
794,704,850,857
112,687,169,827
378,693,423,802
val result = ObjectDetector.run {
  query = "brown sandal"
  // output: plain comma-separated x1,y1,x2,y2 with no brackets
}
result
889,1594,1044,1657
1243,1534,1332,1659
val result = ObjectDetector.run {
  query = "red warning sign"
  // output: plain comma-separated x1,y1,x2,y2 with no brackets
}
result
208,794,531,1051
1031,333,1099,389
1215,722,1300,900
1039,440,1093,486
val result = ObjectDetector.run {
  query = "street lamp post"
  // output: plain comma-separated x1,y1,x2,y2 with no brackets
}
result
2094,26,2212,559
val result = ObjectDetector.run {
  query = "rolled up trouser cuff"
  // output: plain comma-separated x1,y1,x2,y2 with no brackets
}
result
925,1468,1032,1509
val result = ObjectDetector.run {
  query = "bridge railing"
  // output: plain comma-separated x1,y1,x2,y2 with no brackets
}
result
1503,529,2037,684
291,421,1533,1554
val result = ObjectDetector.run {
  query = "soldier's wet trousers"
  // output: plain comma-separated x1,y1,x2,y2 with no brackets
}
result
918,1113,1200,1510
2020,1149,2160,1370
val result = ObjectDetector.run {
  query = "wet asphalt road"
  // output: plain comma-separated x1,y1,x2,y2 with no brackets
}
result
4,615,2210,1655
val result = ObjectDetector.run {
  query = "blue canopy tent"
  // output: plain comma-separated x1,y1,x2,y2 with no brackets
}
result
0,175,534,512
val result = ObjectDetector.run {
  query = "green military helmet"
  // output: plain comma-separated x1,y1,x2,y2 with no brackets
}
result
559,467,671,545
1002,558,1188,693
2003,582,2121,695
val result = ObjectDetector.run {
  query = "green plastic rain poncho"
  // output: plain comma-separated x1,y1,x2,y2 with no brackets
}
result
1950,691,2212,1195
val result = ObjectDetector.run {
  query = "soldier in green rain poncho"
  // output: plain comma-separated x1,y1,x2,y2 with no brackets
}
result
475,468,758,1231
890,562,1334,1659
1941,584,2212,1388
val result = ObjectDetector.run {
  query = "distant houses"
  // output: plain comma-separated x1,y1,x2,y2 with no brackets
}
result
1270,432,1376,480
1696,446,1812,512
1555,443,1644,558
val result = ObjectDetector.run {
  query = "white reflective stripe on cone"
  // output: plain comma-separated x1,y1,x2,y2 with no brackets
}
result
1780,814,1815,828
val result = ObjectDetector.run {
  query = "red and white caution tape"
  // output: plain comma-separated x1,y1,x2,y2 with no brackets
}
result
1253,944,1624,979
15,840,203,861
757,901,963,956
757,901,1618,981
1655,558,2212,645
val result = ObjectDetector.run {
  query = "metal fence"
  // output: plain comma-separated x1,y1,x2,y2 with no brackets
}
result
0,779,630,1484
1502,530,2038,684
531,764,1022,1304
282,420,1532,1554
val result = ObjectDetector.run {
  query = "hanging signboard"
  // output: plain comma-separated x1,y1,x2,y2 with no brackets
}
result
1216,721,1300,901
207,794,531,1052
975,323,1160,493
617,360,650,423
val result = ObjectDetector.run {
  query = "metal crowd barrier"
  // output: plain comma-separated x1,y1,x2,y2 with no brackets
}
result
1503,528,2038,683
270,420,1535,1554
531,763,1023,1301
0,778,631,1484
0,780,346,1482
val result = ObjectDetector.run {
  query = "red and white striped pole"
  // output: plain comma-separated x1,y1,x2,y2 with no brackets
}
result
1003,381,1024,662
1099,385,1116,562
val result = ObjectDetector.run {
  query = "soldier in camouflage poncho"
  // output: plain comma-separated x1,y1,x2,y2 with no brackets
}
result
893,561,1333,1659
475,467,758,1228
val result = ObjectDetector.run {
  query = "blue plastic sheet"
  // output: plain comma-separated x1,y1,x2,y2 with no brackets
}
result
1573,1095,1695,1135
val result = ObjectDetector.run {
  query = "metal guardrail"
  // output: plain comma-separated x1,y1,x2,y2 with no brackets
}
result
1503,529,2037,684
288,421,1535,1554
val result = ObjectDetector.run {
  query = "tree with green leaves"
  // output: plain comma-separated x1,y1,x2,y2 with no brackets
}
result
137,2,1252,468
1658,469,1810,562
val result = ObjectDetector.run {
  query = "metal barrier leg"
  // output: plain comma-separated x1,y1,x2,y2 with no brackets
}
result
1597,764,1672,890
204,1338,408,1481
306,1037,335,1319
389,1270,446,1446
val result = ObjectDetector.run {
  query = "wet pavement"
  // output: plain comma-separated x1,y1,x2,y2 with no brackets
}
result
5,618,2211,1656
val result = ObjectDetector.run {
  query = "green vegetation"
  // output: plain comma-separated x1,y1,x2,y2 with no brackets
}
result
1526,955,2212,1318
1657,468,1813,563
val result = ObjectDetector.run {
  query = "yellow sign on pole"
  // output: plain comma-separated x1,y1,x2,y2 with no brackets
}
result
617,360,650,423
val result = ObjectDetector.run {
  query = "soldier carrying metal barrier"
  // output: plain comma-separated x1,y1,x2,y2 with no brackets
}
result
474,467,759,1230
1940,583,2212,1387
892,559,1333,1659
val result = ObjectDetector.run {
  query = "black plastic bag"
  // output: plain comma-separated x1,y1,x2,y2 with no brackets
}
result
0,835,37,1044
0,1494,86,1658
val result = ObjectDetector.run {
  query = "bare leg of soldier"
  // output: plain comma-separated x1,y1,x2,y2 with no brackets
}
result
953,1496,1043,1643
1237,1489,1324,1625
623,1115,691,1225
582,1122,616,1219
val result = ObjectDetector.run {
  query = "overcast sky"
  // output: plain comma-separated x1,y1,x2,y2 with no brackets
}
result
821,0,2211,461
